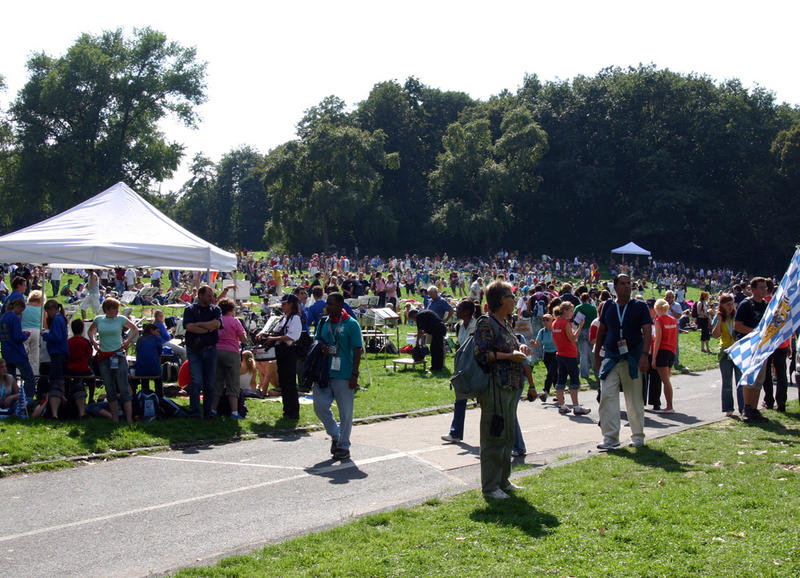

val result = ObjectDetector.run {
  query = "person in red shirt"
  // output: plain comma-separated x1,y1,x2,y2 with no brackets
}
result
652,299,678,413
65,318,92,418
551,302,590,415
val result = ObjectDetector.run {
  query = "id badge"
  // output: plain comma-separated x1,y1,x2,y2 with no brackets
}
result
331,356,342,372
617,339,628,354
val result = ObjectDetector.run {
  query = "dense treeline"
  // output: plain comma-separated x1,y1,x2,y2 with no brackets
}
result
2,29,800,271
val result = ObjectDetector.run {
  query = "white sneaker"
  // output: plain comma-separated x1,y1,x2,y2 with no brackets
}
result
558,405,571,414
502,482,524,492
628,439,645,448
441,434,462,443
485,489,511,500
573,406,591,415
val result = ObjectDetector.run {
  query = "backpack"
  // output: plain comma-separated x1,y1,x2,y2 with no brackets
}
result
449,316,491,398
533,297,548,318
691,301,699,319
136,390,159,422
162,361,179,383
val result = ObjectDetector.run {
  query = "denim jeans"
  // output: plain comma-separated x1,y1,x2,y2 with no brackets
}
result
449,398,467,439
187,347,217,417
313,378,355,450
7,359,35,400
577,328,595,379
512,386,526,454
719,354,743,413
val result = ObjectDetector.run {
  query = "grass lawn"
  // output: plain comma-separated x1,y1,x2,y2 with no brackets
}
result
0,273,721,473
174,403,800,577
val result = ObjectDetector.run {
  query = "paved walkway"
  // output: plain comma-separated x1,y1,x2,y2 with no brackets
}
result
0,369,728,577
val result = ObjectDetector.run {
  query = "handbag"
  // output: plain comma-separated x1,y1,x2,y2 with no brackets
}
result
253,345,276,361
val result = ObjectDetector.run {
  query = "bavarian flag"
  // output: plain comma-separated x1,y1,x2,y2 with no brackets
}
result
726,247,800,387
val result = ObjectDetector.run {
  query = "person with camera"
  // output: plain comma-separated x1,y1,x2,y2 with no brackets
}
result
257,293,302,420
312,292,362,460
473,280,530,500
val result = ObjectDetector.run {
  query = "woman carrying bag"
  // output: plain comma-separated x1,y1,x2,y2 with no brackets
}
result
473,280,530,500
257,293,302,420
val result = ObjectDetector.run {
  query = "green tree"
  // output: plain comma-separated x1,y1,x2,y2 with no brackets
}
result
428,105,548,251
8,27,206,229
264,97,395,252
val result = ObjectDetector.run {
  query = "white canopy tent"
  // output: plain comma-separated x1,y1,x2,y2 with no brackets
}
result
610,241,651,257
0,182,237,271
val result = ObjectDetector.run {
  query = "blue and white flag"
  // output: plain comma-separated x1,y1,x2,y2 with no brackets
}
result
727,247,800,387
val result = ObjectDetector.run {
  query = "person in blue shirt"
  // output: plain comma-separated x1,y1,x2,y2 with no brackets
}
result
42,299,69,417
133,323,165,396
426,286,453,321
312,292,362,460
1,277,27,315
532,314,558,401
305,286,356,329
0,297,34,401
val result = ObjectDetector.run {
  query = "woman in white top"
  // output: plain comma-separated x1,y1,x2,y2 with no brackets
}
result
257,293,302,420
240,350,258,391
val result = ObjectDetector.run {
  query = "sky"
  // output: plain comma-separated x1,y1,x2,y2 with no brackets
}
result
2,0,799,194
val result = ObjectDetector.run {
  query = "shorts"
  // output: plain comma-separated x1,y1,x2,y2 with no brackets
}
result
655,350,675,368
81,292,102,315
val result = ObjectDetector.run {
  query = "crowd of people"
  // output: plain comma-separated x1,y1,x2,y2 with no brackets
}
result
0,253,795,482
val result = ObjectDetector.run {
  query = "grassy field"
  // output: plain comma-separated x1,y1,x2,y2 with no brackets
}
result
0,273,722,474
174,403,800,577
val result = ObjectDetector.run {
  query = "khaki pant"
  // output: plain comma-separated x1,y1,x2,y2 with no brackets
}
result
598,362,645,445
478,383,518,494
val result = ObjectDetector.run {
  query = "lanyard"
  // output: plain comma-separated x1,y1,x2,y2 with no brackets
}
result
616,301,628,339
326,318,345,348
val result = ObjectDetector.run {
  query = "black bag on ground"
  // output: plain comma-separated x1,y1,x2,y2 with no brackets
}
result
411,344,429,362
159,397,189,418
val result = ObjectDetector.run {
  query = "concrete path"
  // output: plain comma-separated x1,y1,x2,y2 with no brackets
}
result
0,369,729,577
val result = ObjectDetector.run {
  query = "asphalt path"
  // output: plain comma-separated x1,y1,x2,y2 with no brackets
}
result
0,368,731,577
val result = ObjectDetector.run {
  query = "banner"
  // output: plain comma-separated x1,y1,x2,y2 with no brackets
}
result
726,247,800,387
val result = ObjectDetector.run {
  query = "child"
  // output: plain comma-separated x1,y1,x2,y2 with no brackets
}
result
551,302,590,415
531,314,557,402
66,318,92,417
0,359,20,412
42,299,69,419
132,323,164,396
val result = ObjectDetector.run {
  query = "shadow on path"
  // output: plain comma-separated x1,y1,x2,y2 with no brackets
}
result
305,458,368,485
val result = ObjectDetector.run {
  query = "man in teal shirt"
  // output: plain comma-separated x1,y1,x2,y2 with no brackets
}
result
313,292,363,460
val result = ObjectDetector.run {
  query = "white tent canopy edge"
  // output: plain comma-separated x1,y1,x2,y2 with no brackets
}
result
0,182,237,271
610,241,651,257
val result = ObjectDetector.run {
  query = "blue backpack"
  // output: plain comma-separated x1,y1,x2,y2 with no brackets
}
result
450,316,492,398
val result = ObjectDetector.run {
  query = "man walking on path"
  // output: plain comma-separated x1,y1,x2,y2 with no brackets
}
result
594,274,652,450
313,292,362,460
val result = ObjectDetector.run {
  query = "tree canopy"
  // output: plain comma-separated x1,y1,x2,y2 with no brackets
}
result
2,39,799,272
3,27,206,228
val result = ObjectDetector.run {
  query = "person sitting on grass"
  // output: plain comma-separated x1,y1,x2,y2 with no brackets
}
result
0,359,20,413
